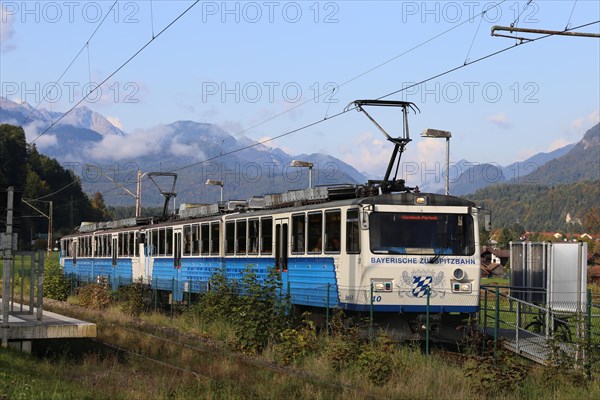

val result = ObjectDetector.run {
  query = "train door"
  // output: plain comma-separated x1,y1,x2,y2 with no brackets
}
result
173,228,182,269
275,218,288,272
131,232,144,281
111,236,118,267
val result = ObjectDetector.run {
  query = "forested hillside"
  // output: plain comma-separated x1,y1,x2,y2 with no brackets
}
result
1,124,111,248
467,181,600,233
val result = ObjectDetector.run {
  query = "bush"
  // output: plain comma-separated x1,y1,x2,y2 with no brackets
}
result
463,343,528,395
78,277,111,310
323,310,362,371
273,316,317,365
119,278,152,317
43,256,71,301
189,268,240,321
231,266,290,354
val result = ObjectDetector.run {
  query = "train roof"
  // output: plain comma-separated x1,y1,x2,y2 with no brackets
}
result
65,183,478,239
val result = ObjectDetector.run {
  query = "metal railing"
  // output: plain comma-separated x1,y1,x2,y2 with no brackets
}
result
480,285,600,366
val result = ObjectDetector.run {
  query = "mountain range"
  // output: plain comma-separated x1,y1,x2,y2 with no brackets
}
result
1,97,598,206
448,124,598,196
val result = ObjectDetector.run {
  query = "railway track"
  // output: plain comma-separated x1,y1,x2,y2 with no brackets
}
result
44,300,382,399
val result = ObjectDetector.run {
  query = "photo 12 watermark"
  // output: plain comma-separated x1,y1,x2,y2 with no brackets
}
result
400,160,541,186
1,81,140,104
401,1,539,24
64,161,140,184
200,161,342,184
198,1,340,24
201,81,339,104
1,1,140,24
400,81,539,104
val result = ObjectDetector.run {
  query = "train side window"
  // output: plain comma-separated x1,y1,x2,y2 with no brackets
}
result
105,235,111,257
183,225,192,256
248,219,259,255
225,221,235,255
135,233,141,257
129,232,135,257
236,220,247,255
166,227,173,256
260,217,273,255
201,224,210,255
325,210,341,253
291,213,305,254
192,224,200,256
210,222,220,256
307,212,323,254
119,233,125,257
94,236,99,257
158,229,165,256
151,230,158,256
346,209,360,254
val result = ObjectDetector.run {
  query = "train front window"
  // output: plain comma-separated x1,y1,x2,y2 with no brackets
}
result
369,213,475,256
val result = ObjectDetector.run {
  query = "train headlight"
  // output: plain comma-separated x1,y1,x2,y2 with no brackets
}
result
452,282,472,293
453,268,466,281
414,196,427,205
373,281,393,292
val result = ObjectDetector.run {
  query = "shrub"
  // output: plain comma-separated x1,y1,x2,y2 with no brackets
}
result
78,277,111,310
231,266,290,354
463,343,528,395
190,268,240,321
273,316,317,365
323,310,363,371
43,256,71,301
119,278,152,317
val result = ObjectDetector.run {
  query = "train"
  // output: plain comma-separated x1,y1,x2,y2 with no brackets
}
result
59,100,490,340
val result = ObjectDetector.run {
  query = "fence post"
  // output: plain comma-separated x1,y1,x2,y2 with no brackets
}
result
287,280,291,316
154,276,158,313
369,283,374,344
586,288,592,379
426,286,430,356
19,254,24,312
483,287,488,351
10,255,15,312
36,251,44,322
29,253,35,312
326,283,330,334
515,301,520,352
494,288,499,352
188,279,192,308
171,277,175,319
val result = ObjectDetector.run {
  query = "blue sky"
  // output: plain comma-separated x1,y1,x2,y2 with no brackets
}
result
1,0,599,177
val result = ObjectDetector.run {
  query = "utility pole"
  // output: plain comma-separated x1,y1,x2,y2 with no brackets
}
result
69,194,73,228
2,187,14,348
47,201,53,253
135,170,142,218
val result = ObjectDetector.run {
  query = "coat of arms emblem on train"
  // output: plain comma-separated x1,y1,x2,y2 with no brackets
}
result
400,270,445,298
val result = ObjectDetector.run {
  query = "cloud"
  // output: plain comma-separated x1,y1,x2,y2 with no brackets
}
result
0,3,16,52
21,119,58,149
82,124,207,162
587,109,599,125
106,116,123,130
342,130,454,191
547,138,571,152
257,136,292,153
487,112,513,129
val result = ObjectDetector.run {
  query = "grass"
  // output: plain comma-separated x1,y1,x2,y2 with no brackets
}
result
3,254,600,398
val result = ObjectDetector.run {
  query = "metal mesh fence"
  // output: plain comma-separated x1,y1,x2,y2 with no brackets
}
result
480,286,600,366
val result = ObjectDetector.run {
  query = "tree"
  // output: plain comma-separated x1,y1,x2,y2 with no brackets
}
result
584,208,600,234
0,124,27,187
91,192,112,221
497,227,516,249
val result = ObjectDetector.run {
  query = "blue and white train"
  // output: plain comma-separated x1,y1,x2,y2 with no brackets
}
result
60,100,488,340
60,185,486,339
